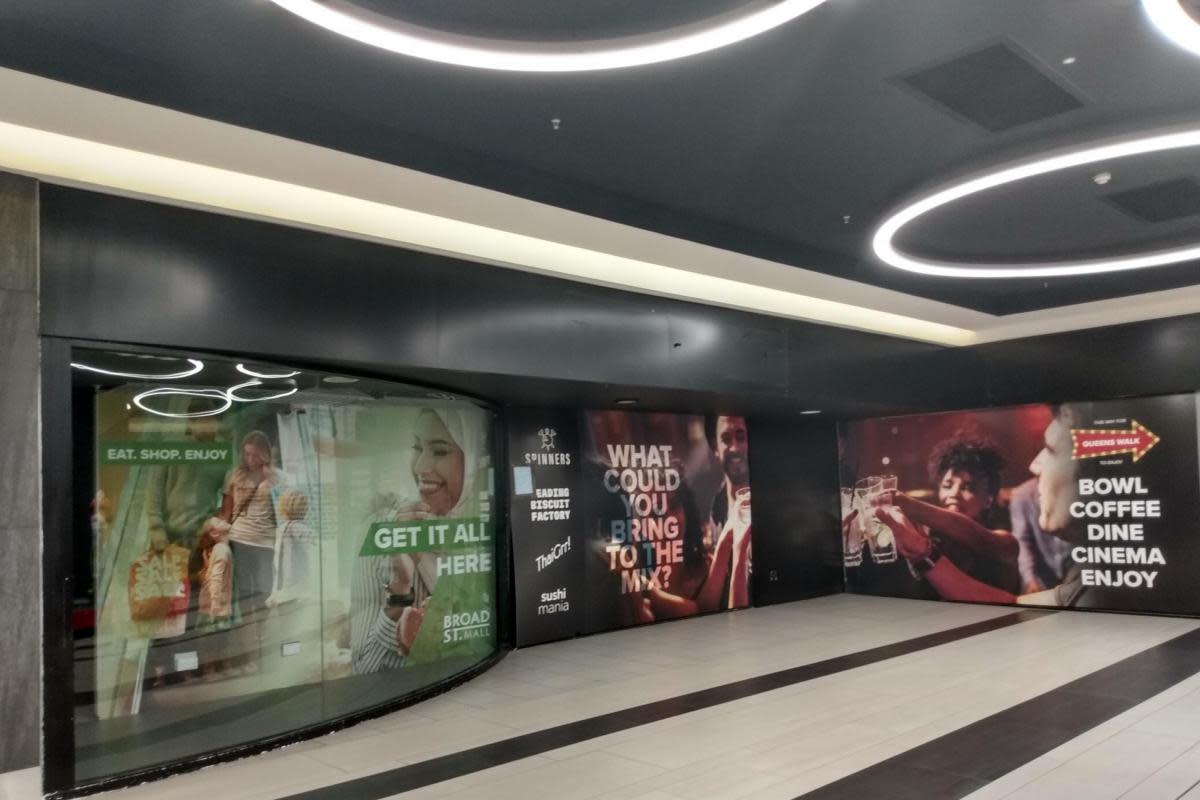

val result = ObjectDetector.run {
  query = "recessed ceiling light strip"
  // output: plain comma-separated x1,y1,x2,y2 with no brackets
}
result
268,0,829,72
0,117,974,345
873,126,1200,279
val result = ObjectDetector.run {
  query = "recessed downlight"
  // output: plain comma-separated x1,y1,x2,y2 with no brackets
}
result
323,375,360,384
268,0,830,73
872,125,1200,279
800,409,822,415
615,398,639,406
1143,0,1200,58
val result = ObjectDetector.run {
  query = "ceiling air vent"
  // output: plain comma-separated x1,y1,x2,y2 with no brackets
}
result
1104,177,1200,223
902,43,1083,132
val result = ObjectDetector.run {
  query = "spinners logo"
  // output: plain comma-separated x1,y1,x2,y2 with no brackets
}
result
526,425,572,465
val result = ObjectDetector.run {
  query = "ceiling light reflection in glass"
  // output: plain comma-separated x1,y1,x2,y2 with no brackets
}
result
227,380,300,403
268,0,829,72
132,388,232,419
71,357,205,380
236,363,300,379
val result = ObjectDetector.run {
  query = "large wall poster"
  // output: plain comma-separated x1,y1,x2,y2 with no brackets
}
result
839,394,1200,615
510,409,753,645
87,354,496,724
507,409,585,646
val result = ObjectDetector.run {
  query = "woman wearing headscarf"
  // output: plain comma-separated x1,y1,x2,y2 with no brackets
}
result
351,407,487,675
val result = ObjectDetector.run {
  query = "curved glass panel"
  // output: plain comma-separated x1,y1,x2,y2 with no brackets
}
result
69,348,498,784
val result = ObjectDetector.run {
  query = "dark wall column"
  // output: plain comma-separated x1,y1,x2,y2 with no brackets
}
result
0,171,40,772
747,416,843,606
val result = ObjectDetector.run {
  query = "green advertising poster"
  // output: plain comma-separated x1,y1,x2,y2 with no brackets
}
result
99,441,235,466
356,516,496,664
90,370,498,715
341,409,496,674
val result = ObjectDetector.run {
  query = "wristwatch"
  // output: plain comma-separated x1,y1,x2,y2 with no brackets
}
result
907,544,941,580
384,584,415,608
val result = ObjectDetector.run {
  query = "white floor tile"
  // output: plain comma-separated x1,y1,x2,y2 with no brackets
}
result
77,595,1200,800
0,767,38,800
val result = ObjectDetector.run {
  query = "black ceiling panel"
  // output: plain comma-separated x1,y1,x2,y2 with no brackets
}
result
901,43,1083,133
1104,178,1200,224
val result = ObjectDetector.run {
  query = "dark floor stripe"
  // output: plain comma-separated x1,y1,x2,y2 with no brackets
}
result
279,610,1047,800
795,624,1200,800
1175,776,1200,800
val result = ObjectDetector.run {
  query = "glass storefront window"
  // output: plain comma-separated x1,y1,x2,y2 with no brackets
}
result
66,348,499,786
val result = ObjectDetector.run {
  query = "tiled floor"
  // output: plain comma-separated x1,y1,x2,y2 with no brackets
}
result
12,595,1200,800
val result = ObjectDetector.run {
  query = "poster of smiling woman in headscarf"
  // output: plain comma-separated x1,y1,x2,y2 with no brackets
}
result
346,404,495,675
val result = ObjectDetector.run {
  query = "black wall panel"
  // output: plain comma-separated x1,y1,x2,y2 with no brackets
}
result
38,187,441,368
977,315,1200,408
666,306,789,395
746,416,843,606
38,186,972,419
786,325,990,419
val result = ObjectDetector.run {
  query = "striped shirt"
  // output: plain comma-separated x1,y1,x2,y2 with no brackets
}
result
350,555,405,675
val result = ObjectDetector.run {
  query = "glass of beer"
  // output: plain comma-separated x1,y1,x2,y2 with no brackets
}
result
841,487,863,567
734,486,752,527
858,476,898,564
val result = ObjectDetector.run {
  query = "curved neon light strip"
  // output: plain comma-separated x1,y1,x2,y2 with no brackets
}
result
71,357,204,380
132,388,231,419
1143,0,1200,58
227,380,300,403
237,363,301,379
872,126,1200,279
268,0,829,72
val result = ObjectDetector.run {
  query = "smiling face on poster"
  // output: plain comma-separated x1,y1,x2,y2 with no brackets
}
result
508,409,754,645
839,393,1200,614
580,410,753,634
80,348,497,750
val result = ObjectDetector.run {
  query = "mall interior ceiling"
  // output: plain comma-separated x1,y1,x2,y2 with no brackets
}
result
7,0,1200,417
5,0,1200,315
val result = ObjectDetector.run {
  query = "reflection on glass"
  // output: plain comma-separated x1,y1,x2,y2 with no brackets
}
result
73,348,497,785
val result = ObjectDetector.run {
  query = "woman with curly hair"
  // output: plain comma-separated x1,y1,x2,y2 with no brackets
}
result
889,431,1021,594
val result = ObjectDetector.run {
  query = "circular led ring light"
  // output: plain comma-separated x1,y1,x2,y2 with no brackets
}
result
227,380,300,403
1143,0,1200,58
237,363,300,379
71,357,204,380
132,388,231,419
269,0,830,72
872,126,1200,279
